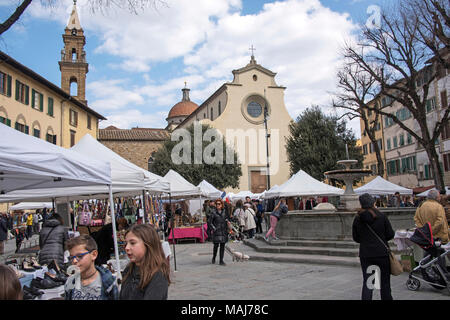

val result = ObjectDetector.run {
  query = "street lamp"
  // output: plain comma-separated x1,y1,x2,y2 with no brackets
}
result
263,97,271,191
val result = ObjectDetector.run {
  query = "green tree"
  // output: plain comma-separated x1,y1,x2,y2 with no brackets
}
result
286,106,363,183
151,123,242,189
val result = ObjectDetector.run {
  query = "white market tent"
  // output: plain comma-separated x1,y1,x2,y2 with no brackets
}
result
228,190,256,202
197,180,222,199
354,176,413,196
264,170,345,198
417,186,450,197
9,202,53,211
162,170,201,199
262,185,280,199
0,123,111,194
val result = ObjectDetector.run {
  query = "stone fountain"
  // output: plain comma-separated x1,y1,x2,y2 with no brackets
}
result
324,158,372,211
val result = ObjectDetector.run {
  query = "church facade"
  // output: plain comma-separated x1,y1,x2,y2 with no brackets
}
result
175,56,293,193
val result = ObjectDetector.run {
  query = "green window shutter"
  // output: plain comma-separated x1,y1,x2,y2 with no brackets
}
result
6,118,11,127
31,89,35,107
25,85,29,105
6,75,11,97
15,80,19,101
39,93,43,111
48,97,54,116
25,125,29,134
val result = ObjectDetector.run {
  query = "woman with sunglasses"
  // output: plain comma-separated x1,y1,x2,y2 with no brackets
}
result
209,199,231,265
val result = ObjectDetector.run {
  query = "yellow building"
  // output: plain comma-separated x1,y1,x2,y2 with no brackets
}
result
359,97,387,184
0,2,105,149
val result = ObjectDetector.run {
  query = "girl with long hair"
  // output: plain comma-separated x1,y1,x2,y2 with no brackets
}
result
120,224,170,300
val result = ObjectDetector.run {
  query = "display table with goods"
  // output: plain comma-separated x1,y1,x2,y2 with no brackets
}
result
168,224,208,244
4,255,68,300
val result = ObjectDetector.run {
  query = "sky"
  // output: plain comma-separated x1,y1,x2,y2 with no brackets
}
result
0,0,388,137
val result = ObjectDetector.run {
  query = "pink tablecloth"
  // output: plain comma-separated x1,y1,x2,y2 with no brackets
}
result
168,225,208,243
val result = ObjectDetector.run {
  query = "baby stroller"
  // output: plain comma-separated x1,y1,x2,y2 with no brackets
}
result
406,222,450,293
228,219,246,242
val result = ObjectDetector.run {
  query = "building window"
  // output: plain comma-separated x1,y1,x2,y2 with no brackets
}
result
48,97,54,116
31,89,44,111
387,160,400,176
70,130,76,147
393,136,398,148
399,133,405,146
210,108,213,121
444,154,450,172
377,139,383,150
218,101,221,116
363,144,368,155
87,115,91,129
370,164,377,174
46,133,57,145
15,80,29,105
407,133,413,144
15,122,28,134
247,101,262,118
70,109,78,127
401,156,416,173
0,116,11,127
386,138,391,151
441,121,450,140
33,128,40,138
426,97,436,113
0,71,12,96
440,90,448,109
424,164,433,180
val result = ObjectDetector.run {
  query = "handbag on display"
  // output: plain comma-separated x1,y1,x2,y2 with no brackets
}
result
366,223,403,276
78,202,92,226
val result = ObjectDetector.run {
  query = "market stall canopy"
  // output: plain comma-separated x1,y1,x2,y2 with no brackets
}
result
9,202,53,211
228,190,260,202
354,176,413,196
262,185,279,199
0,134,153,202
197,180,222,199
162,170,201,199
417,186,450,197
0,123,111,194
265,170,345,198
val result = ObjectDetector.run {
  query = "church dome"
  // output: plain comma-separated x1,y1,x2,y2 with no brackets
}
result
167,86,198,120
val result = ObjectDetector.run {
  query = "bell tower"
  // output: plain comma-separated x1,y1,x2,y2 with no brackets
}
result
59,0,88,105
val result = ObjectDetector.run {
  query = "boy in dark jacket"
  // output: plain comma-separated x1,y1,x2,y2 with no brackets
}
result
352,193,395,300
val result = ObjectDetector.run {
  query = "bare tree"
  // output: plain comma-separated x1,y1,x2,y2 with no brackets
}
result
0,0,166,36
332,63,385,177
343,0,449,193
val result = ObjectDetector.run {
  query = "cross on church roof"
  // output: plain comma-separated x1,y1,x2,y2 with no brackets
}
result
249,45,256,57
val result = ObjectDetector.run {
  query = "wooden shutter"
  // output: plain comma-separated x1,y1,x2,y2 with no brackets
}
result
48,97,54,116
6,75,11,97
6,118,11,127
31,89,35,107
39,93,43,111
24,85,29,105
15,80,19,101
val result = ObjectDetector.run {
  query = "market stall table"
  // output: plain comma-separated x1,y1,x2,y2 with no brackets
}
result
168,225,208,244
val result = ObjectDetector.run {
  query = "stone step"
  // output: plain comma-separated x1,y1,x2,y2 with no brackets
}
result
244,237,401,258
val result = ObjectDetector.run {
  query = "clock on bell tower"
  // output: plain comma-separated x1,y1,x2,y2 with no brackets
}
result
59,0,88,105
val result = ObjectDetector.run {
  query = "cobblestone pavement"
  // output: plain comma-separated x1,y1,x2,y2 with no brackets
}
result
167,241,450,300
2,235,449,300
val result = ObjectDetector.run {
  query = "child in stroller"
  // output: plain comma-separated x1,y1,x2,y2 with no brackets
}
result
406,222,450,293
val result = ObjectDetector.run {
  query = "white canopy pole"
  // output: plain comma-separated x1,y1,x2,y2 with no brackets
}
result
199,195,204,243
109,185,122,284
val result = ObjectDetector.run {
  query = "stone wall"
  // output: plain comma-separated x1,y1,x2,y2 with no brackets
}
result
276,208,417,241
99,140,165,170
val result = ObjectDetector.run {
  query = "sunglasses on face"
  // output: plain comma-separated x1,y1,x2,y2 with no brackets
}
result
68,250,93,262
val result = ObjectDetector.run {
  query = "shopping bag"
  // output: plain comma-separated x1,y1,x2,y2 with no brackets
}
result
78,203,92,226
389,251,404,276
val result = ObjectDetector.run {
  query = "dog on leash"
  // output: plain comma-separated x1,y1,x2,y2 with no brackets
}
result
232,251,250,262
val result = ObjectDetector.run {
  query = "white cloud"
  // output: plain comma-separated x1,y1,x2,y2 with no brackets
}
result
25,0,361,137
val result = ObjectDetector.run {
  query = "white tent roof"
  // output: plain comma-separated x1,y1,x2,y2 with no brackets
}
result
197,180,222,199
262,184,280,199
0,134,154,203
265,170,345,198
355,176,413,195
9,202,53,211
417,187,450,197
0,123,111,194
162,170,201,199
